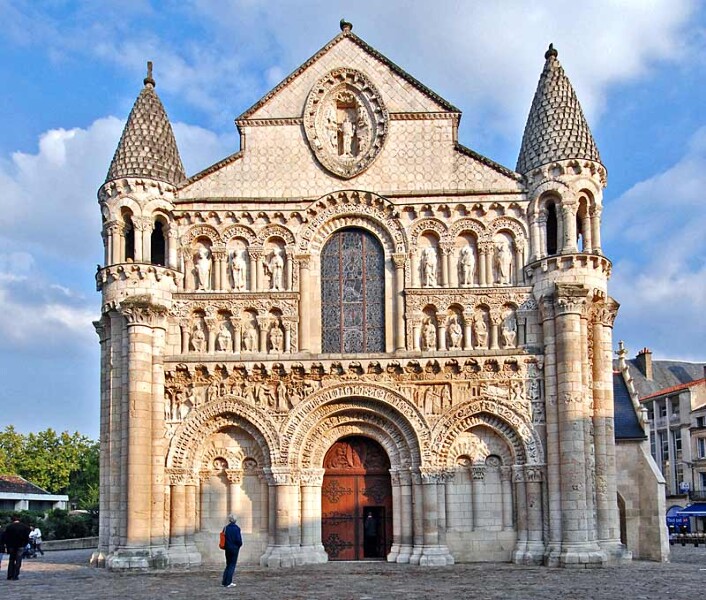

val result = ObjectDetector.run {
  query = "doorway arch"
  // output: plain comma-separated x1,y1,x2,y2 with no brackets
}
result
321,436,392,560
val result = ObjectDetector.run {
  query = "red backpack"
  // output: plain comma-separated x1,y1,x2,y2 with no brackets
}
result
219,528,226,550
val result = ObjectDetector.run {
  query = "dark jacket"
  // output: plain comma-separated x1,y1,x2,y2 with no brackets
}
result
3,521,31,548
224,522,242,552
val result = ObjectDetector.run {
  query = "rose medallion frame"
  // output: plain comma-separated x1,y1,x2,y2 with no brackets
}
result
304,68,389,179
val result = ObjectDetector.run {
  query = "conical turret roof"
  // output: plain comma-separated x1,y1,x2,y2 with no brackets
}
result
106,63,186,185
516,45,600,174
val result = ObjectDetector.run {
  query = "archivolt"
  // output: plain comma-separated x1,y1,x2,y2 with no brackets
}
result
256,224,296,247
283,383,429,468
431,397,543,467
166,397,280,470
298,191,407,256
221,224,257,245
305,416,407,469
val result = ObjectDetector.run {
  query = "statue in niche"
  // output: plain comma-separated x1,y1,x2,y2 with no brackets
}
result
423,319,437,350
421,246,437,287
179,388,194,420
230,249,247,291
495,240,512,285
501,312,517,348
276,380,289,411
448,317,463,349
243,322,258,352
266,248,285,291
191,321,206,352
208,384,218,403
216,323,232,352
269,322,285,353
459,245,476,286
473,313,488,349
194,246,211,290
341,113,356,157
325,102,339,150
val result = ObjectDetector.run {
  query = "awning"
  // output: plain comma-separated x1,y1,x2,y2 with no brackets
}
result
679,503,706,516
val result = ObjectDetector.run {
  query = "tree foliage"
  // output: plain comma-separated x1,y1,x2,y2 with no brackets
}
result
0,426,99,509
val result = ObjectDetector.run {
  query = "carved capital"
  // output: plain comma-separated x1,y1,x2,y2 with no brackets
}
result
524,465,545,483
119,297,168,328
166,467,189,486
300,468,325,486
93,317,110,342
225,469,243,484
295,254,312,270
265,466,296,486
392,253,407,269
471,465,486,481
593,297,619,327
131,216,153,232
554,283,588,316
419,467,443,484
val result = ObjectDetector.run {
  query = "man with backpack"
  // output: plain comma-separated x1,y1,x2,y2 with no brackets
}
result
221,513,242,588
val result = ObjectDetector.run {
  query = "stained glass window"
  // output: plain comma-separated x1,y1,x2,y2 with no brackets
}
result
321,228,385,353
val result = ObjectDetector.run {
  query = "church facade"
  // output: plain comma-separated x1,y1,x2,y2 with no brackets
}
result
94,22,630,569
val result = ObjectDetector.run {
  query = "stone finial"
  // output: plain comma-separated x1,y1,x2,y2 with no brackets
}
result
544,43,558,61
340,18,353,33
144,60,155,87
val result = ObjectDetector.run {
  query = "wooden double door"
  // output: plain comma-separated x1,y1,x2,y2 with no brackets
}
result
321,436,393,560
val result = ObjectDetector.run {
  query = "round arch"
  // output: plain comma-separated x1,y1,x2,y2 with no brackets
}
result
166,398,280,471
430,398,543,467
283,383,429,468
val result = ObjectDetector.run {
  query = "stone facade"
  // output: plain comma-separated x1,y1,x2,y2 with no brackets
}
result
93,23,631,569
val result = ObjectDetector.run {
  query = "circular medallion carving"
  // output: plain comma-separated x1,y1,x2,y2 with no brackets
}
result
304,68,388,179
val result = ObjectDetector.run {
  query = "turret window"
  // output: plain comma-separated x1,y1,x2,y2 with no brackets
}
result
151,219,166,266
546,203,558,255
122,211,135,262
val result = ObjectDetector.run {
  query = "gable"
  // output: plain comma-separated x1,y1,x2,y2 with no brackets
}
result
242,33,458,120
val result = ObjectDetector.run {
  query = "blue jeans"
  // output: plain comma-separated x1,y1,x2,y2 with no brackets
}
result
221,547,240,586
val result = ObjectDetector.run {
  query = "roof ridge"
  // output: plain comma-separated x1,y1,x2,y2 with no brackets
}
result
238,29,459,121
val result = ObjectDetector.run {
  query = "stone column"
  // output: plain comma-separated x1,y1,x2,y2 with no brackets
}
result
150,319,168,562
92,317,111,567
439,244,451,287
463,309,474,351
397,469,413,563
530,212,541,261
230,318,242,354
257,317,269,353
471,465,485,530
485,246,494,285
184,479,200,564
590,206,602,254
438,471,453,564
524,466,545,563
511,466,529,563
132,217,146,262
262,467,299,567
554,284,604,566
410,470,424,564
410,251,420,288
593,298,624,557
256,253,266,291
285,251,294,291
515,242,525,285
537,211,548,258
248,249,259,291
500,467,513,530
393,254,406,351
489,310,501,350
297,255,312,353
388,469,402,562
115,302,160,568
167,469,189,565
212,248,225,291
205,316,217,354
412,318,422,351
107,311,124,554
436,316,447,351
561,203,578,254
419,469,453,565
299,468,327,564
183,252,195,291
167,227,178,269
226,469,243,517
539,297,561,565
478,243,488,286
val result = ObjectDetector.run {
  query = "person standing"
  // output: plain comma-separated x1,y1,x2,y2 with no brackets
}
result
221,514,242,588
4,514,31,580
29,525,44,556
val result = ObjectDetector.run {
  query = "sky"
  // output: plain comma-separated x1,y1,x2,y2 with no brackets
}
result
0,0,704,439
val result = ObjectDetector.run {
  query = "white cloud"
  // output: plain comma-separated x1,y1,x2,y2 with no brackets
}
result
605,127,706,360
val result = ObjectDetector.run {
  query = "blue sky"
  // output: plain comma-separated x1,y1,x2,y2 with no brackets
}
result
0,1,704,438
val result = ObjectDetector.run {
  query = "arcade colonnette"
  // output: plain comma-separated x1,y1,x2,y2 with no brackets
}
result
93,22,628,569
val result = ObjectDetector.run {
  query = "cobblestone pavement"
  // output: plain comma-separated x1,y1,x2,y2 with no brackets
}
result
2,546,705,600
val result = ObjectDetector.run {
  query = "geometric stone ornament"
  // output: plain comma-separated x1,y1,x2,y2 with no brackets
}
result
304,68,388,179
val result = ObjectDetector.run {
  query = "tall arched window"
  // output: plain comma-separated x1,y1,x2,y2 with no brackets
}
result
151,220,166,266
321,228,385,354
546,203,558,255
123,212,135,262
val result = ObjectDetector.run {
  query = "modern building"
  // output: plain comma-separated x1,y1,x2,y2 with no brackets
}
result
0,475,69,512
94,21,657,570
618,347,706,532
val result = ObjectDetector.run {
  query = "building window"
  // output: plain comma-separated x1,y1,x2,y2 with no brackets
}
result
701,472,706,491
650,432,656,461
659,402,667,419
321,228,385,354
696,416,705,428
646,404,654,421
698,438,706,459
670,398,680,419
673,429,682,456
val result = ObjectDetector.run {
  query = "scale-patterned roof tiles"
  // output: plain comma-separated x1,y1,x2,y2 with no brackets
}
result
106,65,185,185
516,45,600,174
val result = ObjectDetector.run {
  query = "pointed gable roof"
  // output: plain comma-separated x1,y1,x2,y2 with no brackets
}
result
516,44,600,174
106,63,186,185
238,23,460,121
